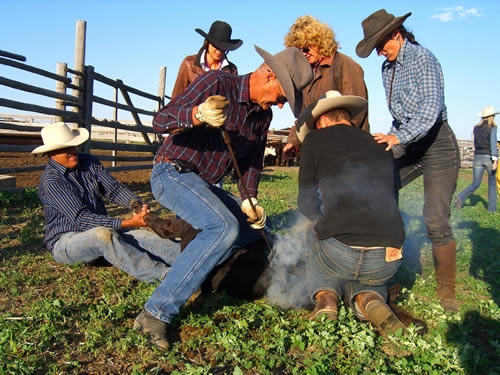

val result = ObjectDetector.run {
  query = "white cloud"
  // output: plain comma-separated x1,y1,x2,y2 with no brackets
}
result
432,6,482,22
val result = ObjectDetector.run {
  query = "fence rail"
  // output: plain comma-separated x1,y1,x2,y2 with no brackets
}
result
0,21,168,181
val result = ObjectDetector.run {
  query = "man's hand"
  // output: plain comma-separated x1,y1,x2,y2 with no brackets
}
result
241,198,267,230
493,159,498,171
122,210,148,228
195,95,230,127
373,133,401,151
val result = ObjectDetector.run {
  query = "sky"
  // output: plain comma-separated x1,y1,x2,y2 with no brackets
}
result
1,0,499,140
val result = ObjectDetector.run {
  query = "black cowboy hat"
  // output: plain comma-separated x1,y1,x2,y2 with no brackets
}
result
195,20,243,51
356,9,412,58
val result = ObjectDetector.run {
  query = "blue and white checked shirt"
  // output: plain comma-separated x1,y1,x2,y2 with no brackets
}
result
382,39,447,144
38,153,139,251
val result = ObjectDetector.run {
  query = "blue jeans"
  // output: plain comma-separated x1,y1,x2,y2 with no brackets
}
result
306,229,402,317
52,227,181,282
396,121,460,247
457,154,497,212
146,162,262,323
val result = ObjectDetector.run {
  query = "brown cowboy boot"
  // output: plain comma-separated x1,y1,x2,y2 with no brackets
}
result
355,291,406,338
310,290,339,321
388,284,427,335
432,240,459,312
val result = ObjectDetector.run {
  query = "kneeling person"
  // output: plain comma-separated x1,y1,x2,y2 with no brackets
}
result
297,91,406,337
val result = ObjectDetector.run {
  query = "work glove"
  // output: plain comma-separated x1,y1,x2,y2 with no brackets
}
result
196,95,230,127
241,198,267,230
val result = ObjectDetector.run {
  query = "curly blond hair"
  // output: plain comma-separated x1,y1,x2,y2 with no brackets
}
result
284,15,338,57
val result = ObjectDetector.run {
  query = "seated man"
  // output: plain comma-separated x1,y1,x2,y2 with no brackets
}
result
297,91,406,337
33,122,181,283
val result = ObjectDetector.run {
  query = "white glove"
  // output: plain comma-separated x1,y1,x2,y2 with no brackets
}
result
196,95,230,127
241,198,267,230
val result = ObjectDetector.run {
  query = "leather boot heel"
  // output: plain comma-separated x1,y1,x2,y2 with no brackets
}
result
310,291,339,321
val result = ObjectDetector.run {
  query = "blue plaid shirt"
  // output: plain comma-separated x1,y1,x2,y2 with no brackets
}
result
382,39,447,144
153,70,273,200
38,153,139,251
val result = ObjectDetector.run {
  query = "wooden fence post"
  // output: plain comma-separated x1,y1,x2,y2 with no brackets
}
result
158,66,166,111
112,86,118,167
82,65,94,154
55,62,67,123
73,20,86,123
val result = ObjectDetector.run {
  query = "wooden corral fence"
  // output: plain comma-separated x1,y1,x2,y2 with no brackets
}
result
0,20,168,182
265,129,295,167
457,140,474,168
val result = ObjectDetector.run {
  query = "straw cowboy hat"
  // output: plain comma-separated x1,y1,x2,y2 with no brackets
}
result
31,122,89,154
254,45,313,117
295,90,367,143
195,20,243,51
356,9,412,58
478,105,500,118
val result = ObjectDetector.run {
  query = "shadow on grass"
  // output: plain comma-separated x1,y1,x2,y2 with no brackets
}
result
446,310,500,374
459,195,489,211
457,219,500,306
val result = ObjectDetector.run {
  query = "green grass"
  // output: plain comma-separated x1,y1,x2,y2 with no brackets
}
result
0,168,499,374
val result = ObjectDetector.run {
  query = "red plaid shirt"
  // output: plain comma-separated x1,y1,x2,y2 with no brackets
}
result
153,70,273,200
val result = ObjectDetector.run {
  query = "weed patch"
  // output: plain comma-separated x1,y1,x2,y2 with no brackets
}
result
0,169,499,374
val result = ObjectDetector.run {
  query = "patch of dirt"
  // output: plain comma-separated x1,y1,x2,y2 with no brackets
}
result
1,152,153,189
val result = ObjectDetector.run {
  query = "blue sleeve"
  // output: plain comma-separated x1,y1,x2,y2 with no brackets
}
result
490,126,498,160
40,178,122,231
93,159,139,207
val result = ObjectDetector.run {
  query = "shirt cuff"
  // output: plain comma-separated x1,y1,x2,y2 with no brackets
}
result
113,218,122,230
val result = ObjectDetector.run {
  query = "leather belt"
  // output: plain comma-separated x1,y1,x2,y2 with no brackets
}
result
153,156,199,174
350,245,403,262
154,155,174,164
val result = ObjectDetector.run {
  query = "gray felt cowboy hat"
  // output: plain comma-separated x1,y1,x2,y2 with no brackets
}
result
195,21,243,51
295,90,367,143
254,45,313,117
32,122,89,154
356,9,412,58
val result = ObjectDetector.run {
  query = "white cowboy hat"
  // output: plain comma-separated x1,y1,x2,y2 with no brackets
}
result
296,90,367,143
31,122,89,154
254,45,313,117
478,105,500,118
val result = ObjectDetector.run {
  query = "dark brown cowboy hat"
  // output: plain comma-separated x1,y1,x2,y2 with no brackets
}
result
195,20,243,51
356,9,411,58
254,45,313,117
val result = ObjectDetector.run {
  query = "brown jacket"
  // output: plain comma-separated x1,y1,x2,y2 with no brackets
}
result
287,52,369,148
171,47,238,99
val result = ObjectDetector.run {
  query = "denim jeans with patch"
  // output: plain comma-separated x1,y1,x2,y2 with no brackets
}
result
306,230,402,309
146,162,262,323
